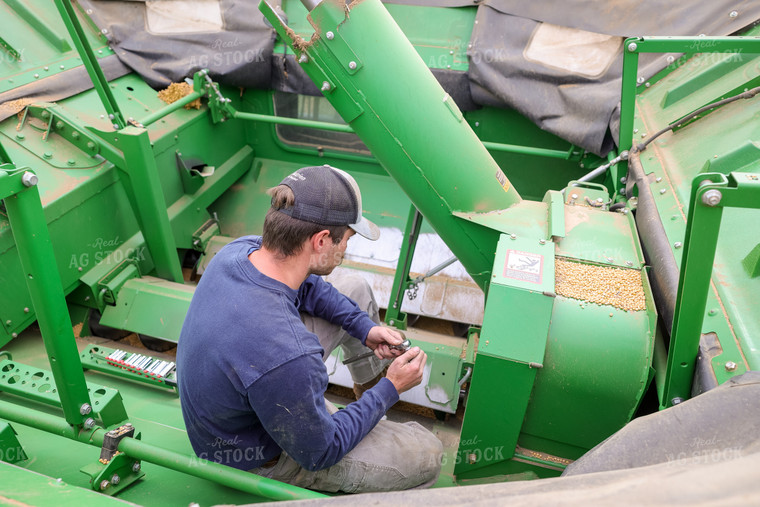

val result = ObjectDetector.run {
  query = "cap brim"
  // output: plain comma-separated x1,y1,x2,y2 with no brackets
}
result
350,216,380,241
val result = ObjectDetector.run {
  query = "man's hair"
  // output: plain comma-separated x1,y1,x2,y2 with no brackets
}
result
262,185,349,257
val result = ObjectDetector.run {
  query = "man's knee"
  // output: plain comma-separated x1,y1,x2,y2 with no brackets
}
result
329,274,378,320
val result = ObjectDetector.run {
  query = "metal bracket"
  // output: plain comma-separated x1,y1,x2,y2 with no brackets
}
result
81,428,144,495
97,259,140,306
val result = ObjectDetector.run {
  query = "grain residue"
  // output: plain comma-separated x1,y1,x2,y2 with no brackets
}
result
157,82,201,109
555,258,646,312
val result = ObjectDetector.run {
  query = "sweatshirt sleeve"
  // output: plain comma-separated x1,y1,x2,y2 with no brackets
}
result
298,275,376,345
248,353,399,471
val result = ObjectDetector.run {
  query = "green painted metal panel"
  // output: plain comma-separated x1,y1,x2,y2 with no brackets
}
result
100,277,195,343
0,421,27,464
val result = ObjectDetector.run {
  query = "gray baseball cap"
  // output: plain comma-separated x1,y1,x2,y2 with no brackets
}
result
276,165,380,241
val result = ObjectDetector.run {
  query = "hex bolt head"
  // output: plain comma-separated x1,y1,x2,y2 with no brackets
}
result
83,417,96,429
298,53,308,64
112,123,120,130
655,177,662,183
325,31,335,40
100,480,110,490
321,81,331,92
671,397,684,406
21,172,38,187
132,461,141,473
510,234,517,240
701,189,722,206
725,361,737,372
348,61,357,70
80,403,92,415
570,193,578,200
467,453,477,464
627,42,638,52
659,188,667,194
111,475,120,485
674,242,683,249
539,239,546,245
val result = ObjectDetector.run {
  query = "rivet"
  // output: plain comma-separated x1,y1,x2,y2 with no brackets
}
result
729,10,738,18
708,308,717,316
24,308,29,313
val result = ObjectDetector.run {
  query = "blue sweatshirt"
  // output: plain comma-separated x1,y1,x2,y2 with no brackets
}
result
177,236,399,471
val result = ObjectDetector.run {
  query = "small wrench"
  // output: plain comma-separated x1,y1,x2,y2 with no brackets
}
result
342,338,411,365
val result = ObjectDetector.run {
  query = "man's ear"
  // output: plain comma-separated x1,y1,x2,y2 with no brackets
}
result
310,229,332,251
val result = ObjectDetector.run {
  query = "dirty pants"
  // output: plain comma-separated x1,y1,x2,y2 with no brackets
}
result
249,273,443,493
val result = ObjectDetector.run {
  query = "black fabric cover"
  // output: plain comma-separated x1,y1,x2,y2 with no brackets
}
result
78,0,275,90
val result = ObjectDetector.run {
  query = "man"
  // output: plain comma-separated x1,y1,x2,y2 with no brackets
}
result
177,164,443,493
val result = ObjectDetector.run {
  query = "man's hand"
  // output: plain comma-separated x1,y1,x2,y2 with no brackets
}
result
386,347,426,394
365,326,405,360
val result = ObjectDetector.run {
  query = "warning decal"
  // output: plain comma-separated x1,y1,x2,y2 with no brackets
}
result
495,170,510,192
503,249,543,284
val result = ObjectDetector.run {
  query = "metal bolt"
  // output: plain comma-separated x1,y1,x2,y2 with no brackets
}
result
671,397,684,406
729,10,738,18
674,242,682,249
637,76,644,84
633,128,639,134
467,453,477,464
321,81,331,92
132,461,141,473
509,234,516,240
34,73,39,79
701,189,722,206
100,480,110,490
24,307,29,313
620,177,627,184
83,417,96,429
667,55,675,64
645,82,651,88
389,319,395,326
325,31,334,40
606,256,614,262
570,193,578,200
111,475,120,485
627,42,638,52
348,61,357,70
641,133,647,138
5,320,10,325
112,123,120,130
659,188,666,194
655,177,662,182
298,53,308,64
21,172,38,187
80,403,92,415
108,114,115,119
623,208,629,214
101,28,108,34
11,333,17,338
60,65,65,69
725,361,737,372
708,308,717,316
539,239,546,245
67,159,76,166
16,133,25,140
78,267,83,272
626,261,633,266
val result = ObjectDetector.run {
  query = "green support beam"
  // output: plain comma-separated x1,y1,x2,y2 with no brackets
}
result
663,171,760,407
0,166,93,426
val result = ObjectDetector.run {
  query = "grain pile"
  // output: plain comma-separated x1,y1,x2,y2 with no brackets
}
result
555,258,646,312
157,82,201,109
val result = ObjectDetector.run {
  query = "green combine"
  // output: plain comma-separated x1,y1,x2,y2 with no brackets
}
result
0,0,758,503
